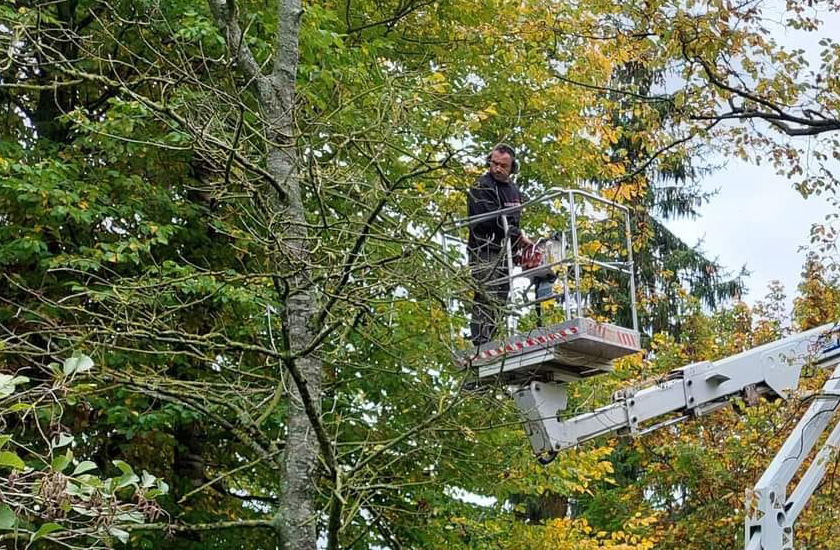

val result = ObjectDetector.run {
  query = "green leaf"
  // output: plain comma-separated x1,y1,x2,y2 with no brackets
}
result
51,449,73,472
52,432,73,449
0,450,25,470
63,354,94,376
108,526,130,544
72,460,98,475
31,522,63,542
0,374,29,399
141,470,156,488
0,504,16,530
112,459,134,476
0,435,10,450
117,472,140,489
113,459,139,488
155,479,170,496
115,511,144,523
65,481,82,497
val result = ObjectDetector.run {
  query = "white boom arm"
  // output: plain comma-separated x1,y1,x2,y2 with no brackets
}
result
511,321,840,550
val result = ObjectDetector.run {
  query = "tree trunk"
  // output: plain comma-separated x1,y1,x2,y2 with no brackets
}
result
208,1,322,548
264,7,323,550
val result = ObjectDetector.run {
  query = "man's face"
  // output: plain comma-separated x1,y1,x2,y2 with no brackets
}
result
488,150,513,182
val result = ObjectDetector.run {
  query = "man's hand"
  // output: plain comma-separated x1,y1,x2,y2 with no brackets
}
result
519,241,542,269
518,234,533,249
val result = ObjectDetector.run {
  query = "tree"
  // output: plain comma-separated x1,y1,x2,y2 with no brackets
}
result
584,59,746,336
793,252,840,330
3,1,840,550
535,0,840,194
204,1,328,546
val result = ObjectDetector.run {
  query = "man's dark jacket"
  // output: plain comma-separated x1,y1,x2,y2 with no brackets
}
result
467,173,524,253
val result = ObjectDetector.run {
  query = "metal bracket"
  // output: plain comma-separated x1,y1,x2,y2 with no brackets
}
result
745,485,792,550
512,381,569,454
621,391,640,435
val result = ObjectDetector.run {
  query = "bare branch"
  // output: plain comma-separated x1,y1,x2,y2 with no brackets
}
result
206,0,265,88
124,519,275,532
685,42,840,136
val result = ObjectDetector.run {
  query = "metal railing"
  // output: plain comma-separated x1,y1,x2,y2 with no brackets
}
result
443,187,638,333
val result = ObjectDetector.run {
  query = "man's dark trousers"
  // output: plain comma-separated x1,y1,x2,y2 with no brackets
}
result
469,245,510,347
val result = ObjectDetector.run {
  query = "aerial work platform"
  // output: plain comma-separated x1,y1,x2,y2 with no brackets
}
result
446,186,641,387
461,317,641,386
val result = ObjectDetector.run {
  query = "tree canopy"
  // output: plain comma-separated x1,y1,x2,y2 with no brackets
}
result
1,0,839,549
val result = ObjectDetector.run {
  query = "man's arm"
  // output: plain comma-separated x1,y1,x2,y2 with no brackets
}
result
506,189,531,249
507,223,532,250
467,180,503,238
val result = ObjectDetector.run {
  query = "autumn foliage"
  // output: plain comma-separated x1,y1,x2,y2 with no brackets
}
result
1,0,840,548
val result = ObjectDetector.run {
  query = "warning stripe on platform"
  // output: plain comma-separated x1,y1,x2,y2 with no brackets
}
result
586,322,638,348
478,327,580,360
615,331,636,347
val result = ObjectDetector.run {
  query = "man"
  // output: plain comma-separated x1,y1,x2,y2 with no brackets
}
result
467,143,533,347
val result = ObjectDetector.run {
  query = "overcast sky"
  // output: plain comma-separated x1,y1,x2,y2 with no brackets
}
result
663,5,840,316
665,160,836,309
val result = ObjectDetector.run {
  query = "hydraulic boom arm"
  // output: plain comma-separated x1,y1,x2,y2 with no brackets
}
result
514,322,840,454
511,321,840,550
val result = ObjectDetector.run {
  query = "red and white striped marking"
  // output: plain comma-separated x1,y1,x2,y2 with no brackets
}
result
586,322,639,348
478,327,580,360
621,332,636,346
